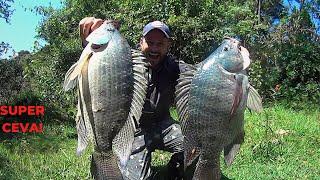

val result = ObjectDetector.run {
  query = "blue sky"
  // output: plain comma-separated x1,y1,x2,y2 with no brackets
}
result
0,0,62,58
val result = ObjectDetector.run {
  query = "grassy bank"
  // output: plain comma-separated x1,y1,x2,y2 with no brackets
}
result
0,103,319,179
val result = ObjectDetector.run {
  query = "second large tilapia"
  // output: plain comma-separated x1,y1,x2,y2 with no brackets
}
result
176,38,263,180
64,22,148,179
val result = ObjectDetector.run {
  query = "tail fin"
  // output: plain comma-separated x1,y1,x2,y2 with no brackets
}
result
91,151,123,180
193,158,221,180
192,152,221,180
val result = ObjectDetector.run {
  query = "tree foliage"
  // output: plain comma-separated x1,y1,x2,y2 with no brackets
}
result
0,0,14,57
0,51,29,104
10,0,320,116
249,0,320,103
0,0,14,23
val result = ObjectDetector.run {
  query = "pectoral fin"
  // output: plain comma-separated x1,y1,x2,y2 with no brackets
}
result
69,52,93,81
230,74,244,116
75,51,95,155
230,77,243,117
175,61,197,130
63,51,93,91
63,62,79,91
247,84,263,113
112,49,148,168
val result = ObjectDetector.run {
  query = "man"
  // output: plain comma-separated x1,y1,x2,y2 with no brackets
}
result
79,17,184,180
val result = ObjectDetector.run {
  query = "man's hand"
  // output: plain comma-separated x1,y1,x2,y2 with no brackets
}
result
79,17,121,47
79,17,104,47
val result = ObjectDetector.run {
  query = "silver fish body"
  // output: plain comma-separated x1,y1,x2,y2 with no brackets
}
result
64,23,148,179
176,38,262,180
186,65,248,179
88,30,133,152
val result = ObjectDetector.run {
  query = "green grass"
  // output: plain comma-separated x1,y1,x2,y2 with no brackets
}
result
0,103,319,179
221,103,320,180
0,122,92,179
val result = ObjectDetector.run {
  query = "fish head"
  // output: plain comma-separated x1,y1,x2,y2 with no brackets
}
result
86,21,118,46
209,37,250,72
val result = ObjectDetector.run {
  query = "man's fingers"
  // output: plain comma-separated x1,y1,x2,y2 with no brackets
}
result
79,17,119,47
91,19,104,33
79,17,94,42
79,17,103,41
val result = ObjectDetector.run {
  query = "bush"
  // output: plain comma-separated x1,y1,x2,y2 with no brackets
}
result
0,58,26,105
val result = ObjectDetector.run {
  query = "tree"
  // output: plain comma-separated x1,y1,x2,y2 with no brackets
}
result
18,0,320,111
249,0,320,103
0,0,14,23
0,51,29,104
0,0,14,58
0,42,10,57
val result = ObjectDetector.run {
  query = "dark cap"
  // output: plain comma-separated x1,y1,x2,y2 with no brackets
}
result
143,21,171,38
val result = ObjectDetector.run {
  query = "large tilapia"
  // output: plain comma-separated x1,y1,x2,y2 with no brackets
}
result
176,38,262,180
63,22,148,179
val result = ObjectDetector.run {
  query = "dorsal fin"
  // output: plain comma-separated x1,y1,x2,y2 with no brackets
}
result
112,49,148,167
178,60,197,73
175,61,197,131
129,49,149,127
175,61,201,168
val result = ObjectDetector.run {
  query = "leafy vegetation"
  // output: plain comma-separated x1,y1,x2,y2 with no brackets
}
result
0,0,14,23
6,0,316,113
0,52,29,104
0,0,15,57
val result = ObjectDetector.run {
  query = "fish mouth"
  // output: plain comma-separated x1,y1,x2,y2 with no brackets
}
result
224,37,240,44
90,43,108,52
227,38,250,70
239,46,250,70
223,37,250,70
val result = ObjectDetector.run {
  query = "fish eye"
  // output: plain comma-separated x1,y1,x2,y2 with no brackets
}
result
223,46,229,51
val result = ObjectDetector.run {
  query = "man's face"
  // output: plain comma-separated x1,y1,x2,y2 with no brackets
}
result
140,29,170,68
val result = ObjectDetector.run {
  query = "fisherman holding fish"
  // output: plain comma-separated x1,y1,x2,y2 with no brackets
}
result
79,17,184,179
